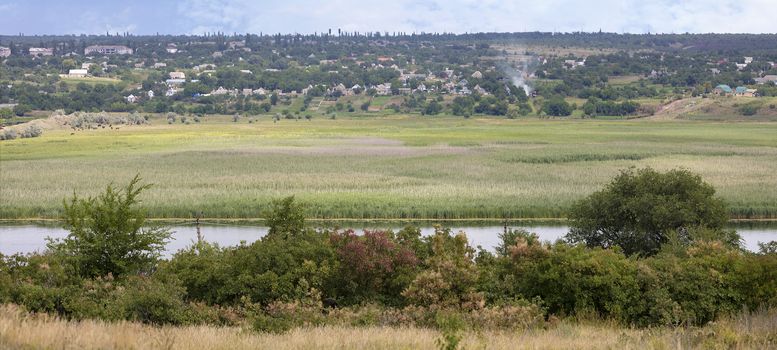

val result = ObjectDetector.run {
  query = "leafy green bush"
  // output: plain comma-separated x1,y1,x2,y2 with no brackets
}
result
113,275,190,325
403,227,483,310
738,103,759,116
514,243,640,321
264,196,306,239
636,242,744,326
47,175,171,278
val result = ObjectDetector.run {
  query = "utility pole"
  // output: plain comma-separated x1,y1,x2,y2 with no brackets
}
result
195,211,203,244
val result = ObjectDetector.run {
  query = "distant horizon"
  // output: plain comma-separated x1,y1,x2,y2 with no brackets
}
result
1,31,776,38
1,0,775,36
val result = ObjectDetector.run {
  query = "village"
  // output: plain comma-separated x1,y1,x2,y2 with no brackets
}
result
2,33,777,121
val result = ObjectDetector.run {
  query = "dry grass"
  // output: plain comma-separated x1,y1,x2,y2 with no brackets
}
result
1,304,775,350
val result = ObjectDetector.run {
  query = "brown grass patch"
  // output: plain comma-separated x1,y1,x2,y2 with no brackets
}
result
2,304,776,350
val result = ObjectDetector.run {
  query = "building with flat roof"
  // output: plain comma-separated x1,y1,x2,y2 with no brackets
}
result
84,45,133,55
29,47,54,56
68,69,88,77
169,71,186,80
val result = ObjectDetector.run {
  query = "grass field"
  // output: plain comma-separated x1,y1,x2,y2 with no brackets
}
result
2,114,777,219
58,76,125,86
2,304,775,349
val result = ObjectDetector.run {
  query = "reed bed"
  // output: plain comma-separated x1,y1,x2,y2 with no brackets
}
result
2,117,777,219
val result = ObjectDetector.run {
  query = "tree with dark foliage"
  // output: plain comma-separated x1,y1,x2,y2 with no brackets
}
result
567,168,737,256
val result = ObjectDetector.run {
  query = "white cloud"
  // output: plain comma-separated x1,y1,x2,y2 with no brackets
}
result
62,7,139,35
175,0,777,34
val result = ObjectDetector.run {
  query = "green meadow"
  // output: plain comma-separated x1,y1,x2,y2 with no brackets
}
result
2,115,777,219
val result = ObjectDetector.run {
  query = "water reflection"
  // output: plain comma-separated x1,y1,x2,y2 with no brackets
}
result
1,223,775,258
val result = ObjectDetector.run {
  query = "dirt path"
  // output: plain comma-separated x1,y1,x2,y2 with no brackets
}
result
648,97,709,120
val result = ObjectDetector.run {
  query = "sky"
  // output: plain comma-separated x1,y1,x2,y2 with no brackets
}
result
0,0,775,36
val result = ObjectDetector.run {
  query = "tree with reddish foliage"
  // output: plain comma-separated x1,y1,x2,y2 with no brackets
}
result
330,229,420,306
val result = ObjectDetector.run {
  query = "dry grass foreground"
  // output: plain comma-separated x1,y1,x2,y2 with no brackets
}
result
1,305,775,350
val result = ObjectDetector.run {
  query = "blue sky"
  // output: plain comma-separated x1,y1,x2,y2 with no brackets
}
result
1,0,775,35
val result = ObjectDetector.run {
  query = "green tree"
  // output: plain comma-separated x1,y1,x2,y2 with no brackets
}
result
13,104,32,116
541,98,572,116
47,175,171,278
88,64,103,76
424,100,442,115
264,196,306,239
567,168,735,256
0,108,13,119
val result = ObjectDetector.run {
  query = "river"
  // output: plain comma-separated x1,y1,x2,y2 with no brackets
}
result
1,223,776,258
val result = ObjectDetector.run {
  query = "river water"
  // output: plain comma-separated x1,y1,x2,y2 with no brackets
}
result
1,223,776,258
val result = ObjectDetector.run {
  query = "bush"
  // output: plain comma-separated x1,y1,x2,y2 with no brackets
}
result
403,227,483,310
264,196,305,239
738,103,759,116
160,241,226,304
634,242,745,326
329,230,419,306
251,291,326,333
513,243,640,321
1,129,18,140
114,275,190,325
47,175,171,278
21,125,43,138
13,104,32,116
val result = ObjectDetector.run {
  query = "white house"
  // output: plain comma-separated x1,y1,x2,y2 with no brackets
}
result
169,72,186,80
165,79,186,85
471,71,483,79
334,83,348,95
755,75,777,85
211,87,229,95
126,94,137,103
84,45,132,55
375,83,392,96
147,90,155,99
29,47,54,56
0,47,12,58
68,69,88,77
